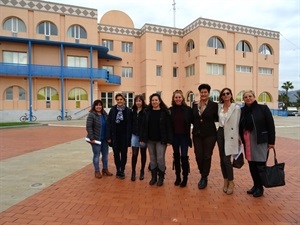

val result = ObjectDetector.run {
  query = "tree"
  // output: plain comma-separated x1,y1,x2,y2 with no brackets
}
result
278,93,288,110
295,91,300,108
281,81,294,95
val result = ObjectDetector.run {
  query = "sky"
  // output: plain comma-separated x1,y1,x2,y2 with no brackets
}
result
46,0,300,90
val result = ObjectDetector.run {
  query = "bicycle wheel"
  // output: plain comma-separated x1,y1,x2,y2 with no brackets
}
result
67,115,72,120
57,115,62,121
20,116,26,122
32,116,37,122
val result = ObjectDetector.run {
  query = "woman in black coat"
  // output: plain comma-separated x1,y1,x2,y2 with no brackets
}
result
107,93,132,179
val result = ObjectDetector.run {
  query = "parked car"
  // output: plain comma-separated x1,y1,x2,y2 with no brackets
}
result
287,107,299,116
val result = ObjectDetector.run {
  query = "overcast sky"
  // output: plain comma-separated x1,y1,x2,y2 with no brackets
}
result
46,0,300,90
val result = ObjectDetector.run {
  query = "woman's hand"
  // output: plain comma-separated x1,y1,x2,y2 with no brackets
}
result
268,144,275,149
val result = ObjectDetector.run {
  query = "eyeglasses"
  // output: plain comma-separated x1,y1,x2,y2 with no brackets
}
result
222,92,231,96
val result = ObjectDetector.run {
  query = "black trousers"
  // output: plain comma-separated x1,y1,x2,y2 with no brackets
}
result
248,161,266,189
193,135,217,178
113,134,128,172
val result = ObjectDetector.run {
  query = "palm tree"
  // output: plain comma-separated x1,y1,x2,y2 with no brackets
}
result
295,91,300,108
281,81,294,95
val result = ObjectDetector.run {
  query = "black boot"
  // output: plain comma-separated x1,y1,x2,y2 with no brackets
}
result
180,156,189,187
149,167,157,185
131,147,138,181
173,153,181,186
157,168,165,187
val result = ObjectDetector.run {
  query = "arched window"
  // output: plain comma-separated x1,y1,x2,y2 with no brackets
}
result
68,88,88,100
4,86,26,100
210,90,220,102
38,87,59,108
67,25,87,39
3,17,26,33
186,40,195,51
258,92,272,102
236,40,251,52
37,21,58,36
259,44,272,55
187,91,195,107
207,36,224,49
236,91,245,102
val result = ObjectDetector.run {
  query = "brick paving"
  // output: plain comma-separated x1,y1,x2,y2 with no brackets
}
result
0,125,299,225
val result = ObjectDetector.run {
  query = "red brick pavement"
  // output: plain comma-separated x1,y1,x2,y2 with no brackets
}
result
0,126,299,225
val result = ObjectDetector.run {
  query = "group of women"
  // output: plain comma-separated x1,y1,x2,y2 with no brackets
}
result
86,84,275,197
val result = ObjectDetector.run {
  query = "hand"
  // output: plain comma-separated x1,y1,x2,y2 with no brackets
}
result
107,139,111,143
268,144,275,149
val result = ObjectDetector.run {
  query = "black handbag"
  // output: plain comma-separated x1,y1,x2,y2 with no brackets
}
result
232,153,244,169
258,148,285,188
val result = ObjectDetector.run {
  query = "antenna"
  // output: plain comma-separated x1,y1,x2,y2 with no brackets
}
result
172,0,176,27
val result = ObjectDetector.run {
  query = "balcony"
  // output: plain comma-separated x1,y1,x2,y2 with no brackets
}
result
0,62,121,84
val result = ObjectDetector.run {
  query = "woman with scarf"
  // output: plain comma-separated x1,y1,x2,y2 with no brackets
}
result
239,90,275,197
107,93,132,179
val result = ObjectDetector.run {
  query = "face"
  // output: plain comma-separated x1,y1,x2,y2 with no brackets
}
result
221,90,232,102
95,103,103,113
151,96,160,109
174,93,183,106
135,98,143,109
243,92,255,106
199,89,209,101
116,96,125,107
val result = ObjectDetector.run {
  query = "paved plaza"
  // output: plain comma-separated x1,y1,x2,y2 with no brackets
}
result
0,116,299,225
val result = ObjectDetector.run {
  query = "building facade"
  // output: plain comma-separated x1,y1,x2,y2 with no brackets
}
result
0,0,280,122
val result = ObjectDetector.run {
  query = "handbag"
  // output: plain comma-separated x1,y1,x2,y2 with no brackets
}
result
258,148,285,188
232,144,244,169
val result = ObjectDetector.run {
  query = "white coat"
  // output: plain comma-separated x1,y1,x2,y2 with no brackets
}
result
218,103,241,156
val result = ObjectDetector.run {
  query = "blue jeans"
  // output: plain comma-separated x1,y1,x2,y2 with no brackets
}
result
91,140,109,172
172,134,189,157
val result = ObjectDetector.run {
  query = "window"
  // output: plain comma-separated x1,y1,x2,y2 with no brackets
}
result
122,67,133,78
187,92,195,107
68,88,87,108
3,51,27,64
156,40,162,51
102,40,114,51
19,87,26,100
5,87,13,100
122,92,134,108
4,86,26,100
173,43,178,53
259,67,273,75
186,40,195,51
258,92,272,102
236,41,251,52
67,56,87,67
67,25,87,39
102,66,114,75
101,92,113,109
259,44,272,55
3,17,26,33
173,67,178,77
156,66,162,76
185,64,195,77
37,87,59,108
210,90,220,102
122,42,133,53
236,91,245,102
207,36,224,49
236,65,252,73
207,63,225,75
37,21,58,36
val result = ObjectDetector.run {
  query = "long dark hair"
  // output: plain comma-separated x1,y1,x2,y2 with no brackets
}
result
132,95,147,110
147,93,168,110
90,99,104,113
219,88,235,103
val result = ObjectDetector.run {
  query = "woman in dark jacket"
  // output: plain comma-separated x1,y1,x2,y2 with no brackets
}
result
239,90,275,197
86,99,113,178
107,93,132,179
131,95,147,181
169,90,193,187
140,93,172,187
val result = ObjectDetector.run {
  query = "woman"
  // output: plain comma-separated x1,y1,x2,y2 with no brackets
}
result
217,88,241,194
169,90,193,187
140,93,172,187
239,90,275,197
86,99,113,178
131,95,147,181
192,84,218,189
107,93,132,179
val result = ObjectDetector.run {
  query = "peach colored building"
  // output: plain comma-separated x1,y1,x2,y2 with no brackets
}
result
0,0,279,122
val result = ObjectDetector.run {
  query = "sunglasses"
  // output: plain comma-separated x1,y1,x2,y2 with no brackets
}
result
222,92,231,96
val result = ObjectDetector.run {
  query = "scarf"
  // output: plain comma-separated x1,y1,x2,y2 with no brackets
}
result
242,100,258,131
115,105,125,123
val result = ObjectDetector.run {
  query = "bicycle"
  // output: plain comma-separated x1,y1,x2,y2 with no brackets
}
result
20,113,37,122
57,111,72,121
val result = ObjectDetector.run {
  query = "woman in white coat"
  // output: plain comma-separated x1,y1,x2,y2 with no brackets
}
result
217,88,241,195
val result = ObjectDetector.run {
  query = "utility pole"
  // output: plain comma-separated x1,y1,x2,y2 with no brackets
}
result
172,0,176,27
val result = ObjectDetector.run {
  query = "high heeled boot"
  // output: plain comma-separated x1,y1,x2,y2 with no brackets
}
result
173,153,181,186
180,156,189,187
149,167,157,185
157,168,165,187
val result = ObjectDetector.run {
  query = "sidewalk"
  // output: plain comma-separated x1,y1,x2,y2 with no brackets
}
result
0,117,299,225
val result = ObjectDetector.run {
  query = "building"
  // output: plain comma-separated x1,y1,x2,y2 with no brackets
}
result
0,0,280,122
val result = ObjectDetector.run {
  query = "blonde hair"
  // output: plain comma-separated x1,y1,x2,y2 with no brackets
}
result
243,90,256,98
